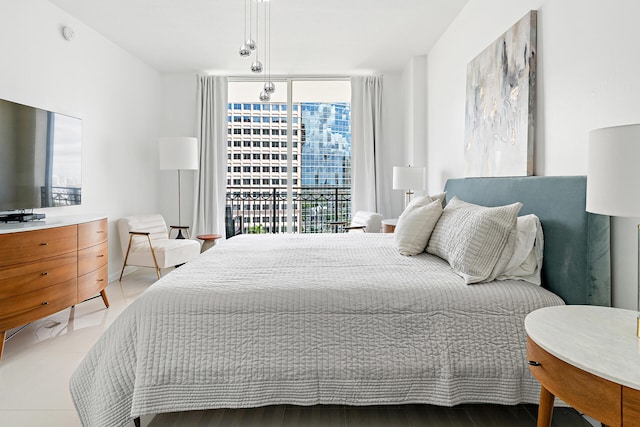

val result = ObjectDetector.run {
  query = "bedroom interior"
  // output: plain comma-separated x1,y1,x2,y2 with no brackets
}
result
1,1,640,427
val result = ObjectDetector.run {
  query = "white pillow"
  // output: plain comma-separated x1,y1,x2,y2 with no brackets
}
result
404,192,447,210
496,214,544,285
394,199,443,256
426,197,522,284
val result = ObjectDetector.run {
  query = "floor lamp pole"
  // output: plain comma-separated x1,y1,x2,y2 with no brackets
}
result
176,169,185,239
637,224,639,337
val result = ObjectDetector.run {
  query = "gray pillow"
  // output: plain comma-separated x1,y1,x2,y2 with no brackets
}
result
426,197,522,284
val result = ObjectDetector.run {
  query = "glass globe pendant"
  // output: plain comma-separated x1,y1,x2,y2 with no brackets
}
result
264,81,275,94
239,43,251,57
246,39,256,51
259,90,271,102
251,61,263,73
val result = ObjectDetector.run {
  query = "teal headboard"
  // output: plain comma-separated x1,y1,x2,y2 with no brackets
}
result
444,176,611,306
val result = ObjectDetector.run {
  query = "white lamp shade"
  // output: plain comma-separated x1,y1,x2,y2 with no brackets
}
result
587,124,640,217
393,166,425,190
159,137,199,170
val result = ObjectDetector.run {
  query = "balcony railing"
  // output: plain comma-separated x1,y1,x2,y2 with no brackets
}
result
226,186,351,234
40,186,82,207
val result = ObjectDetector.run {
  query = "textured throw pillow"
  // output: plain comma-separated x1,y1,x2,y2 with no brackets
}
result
426,197,522,284
395,199,443,256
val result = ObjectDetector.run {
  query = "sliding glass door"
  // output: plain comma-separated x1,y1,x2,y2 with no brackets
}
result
226,79,351,234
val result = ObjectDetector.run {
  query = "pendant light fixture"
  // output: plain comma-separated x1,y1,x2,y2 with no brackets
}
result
263,0,275,96
239,0,274,100
249,0,263,73
239,0,255,57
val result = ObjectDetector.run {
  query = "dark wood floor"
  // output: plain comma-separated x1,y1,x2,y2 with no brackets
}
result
148,404,594,426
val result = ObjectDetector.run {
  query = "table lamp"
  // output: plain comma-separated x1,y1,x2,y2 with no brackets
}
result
159,137,199,238
586,124,640,337
393,166,426,208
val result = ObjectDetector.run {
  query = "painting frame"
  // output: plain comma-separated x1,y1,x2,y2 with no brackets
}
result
464,10,537,177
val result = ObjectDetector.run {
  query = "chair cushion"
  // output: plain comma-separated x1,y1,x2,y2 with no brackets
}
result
126,237,200,268
351,211,383,233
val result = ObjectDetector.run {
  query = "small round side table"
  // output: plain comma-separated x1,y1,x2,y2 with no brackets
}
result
196,234,222,252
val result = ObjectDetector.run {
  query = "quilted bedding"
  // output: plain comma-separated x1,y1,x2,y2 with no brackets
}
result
70,233,564,427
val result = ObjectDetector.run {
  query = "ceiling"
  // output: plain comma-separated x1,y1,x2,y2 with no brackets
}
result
49,0,468,75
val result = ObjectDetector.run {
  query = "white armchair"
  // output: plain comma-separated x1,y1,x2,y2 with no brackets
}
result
343,211,383,233
118,214,200,280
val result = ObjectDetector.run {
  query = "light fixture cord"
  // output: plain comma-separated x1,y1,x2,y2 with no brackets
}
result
267,0,271,84
243,0,247,42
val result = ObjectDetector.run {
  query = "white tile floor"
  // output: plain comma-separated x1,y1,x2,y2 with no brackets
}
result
0,269,159,427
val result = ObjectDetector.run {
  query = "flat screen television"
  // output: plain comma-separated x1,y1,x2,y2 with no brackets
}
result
0,98,82,215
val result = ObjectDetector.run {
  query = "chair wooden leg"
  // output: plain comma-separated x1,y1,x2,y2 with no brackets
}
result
146,235,161,279
119,234,135,281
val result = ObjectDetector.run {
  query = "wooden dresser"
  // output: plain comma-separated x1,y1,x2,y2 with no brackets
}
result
0,216,109,362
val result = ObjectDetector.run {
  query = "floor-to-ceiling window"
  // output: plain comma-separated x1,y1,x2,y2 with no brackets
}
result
227,79,351,234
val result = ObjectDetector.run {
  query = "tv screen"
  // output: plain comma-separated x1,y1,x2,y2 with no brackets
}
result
0,98,82,212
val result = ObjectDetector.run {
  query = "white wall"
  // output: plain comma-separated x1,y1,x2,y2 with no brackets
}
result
158,73,199,229
0,0,163,280
425,0,640,309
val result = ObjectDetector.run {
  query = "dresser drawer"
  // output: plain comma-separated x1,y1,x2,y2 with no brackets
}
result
623,386,640,427
0,278,77,331
78,219,108,250
527,337,621,426
0,226,77,268
78,241,108,276
0,253,77,299
78,265,108,302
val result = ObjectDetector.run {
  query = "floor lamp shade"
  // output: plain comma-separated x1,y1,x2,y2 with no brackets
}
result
586,124,640,333
159,137,199,171
159,137,199,235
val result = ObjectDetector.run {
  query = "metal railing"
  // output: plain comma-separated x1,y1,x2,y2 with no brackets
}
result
226,186,351,234
40,186,82,207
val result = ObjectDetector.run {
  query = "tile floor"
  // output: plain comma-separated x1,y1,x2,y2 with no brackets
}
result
0,268,158,427
0,269,596,427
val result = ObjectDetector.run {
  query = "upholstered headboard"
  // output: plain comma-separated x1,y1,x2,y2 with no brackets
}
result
444,176,611,306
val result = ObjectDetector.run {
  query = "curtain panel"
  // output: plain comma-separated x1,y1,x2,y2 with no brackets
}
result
192,75,228,238
351,76,384,214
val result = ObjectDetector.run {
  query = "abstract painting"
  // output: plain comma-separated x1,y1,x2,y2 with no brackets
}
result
464,10,537,177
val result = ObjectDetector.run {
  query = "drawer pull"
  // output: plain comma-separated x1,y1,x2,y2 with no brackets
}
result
97,254,105,258
97,279,105,282
96,230,105,233
40,242,48,246
528,360,541,367
41,272,48,276
41,301,49,305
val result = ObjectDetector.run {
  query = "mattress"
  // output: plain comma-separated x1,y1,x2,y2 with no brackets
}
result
70,233,564,427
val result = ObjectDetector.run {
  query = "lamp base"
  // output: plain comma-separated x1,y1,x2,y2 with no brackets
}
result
175,229,185,240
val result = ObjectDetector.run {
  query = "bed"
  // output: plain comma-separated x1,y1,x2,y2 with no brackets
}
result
70,176,611,427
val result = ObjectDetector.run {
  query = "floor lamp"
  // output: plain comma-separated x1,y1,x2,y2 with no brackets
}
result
586,124,640,337
159,137,199,239
393,166,426,209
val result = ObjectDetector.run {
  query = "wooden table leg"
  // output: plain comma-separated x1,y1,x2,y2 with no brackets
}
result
100,290,110,308
538,385,555,427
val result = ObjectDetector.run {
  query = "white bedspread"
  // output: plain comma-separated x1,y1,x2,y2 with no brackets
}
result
70,233,564,427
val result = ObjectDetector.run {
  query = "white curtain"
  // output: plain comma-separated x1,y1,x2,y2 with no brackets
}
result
192,75,228,238
351,75,384,214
